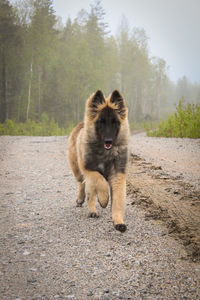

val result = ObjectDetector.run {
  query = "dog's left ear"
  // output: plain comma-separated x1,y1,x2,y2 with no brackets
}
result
110,90,127,119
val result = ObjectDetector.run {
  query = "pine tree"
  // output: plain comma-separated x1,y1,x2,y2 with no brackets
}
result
0,0,18,122
26,0,56,120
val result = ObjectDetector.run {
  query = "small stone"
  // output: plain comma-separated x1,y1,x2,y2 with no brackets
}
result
66,295,75,299
23,250,30,255
18,240,25,245
30,268,37,272
87,291,93,296
27,279,37,284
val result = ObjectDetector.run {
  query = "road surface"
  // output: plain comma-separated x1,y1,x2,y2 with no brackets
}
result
0,135,199,299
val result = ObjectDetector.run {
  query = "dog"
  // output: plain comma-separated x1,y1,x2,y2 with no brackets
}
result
68,90,129,232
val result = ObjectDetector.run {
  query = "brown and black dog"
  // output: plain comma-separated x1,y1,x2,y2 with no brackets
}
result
68,90,129,232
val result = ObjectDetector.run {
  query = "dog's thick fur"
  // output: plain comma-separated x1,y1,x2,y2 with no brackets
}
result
68,90,129,232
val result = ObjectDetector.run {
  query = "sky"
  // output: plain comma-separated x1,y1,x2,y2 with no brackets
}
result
53,0,200,84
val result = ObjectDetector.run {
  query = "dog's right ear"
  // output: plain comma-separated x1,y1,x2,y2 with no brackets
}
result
87,90,105,119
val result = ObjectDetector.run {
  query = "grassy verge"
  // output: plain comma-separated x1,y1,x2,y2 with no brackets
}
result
147,99,200,138
0,114,73,136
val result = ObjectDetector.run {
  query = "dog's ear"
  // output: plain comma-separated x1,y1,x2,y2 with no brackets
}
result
110,90,127,119
91,90,105,106
87,90,105,119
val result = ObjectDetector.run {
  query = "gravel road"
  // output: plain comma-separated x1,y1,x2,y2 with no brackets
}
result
130,133,200,190
0,135,200,300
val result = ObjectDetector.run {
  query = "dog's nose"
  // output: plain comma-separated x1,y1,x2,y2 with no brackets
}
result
104,138,113,144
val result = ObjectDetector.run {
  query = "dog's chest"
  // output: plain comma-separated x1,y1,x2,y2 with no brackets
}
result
96,157,115,179
97,162,105,173
85,145,124,180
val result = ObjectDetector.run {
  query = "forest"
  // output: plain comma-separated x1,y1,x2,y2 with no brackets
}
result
0,0,200,130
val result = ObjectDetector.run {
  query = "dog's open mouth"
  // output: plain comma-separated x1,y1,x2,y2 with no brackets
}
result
104,140,113,150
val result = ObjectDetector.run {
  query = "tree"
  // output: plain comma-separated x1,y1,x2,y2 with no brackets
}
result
25,0,57,120
151,57,167,119
0,0,19,122
117,17,151,122
1,0,198,130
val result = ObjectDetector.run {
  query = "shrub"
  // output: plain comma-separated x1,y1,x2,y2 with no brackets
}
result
147,98,200,138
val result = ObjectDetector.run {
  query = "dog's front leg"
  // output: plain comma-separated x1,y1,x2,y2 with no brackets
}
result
110,173,127,232
85,170,109,217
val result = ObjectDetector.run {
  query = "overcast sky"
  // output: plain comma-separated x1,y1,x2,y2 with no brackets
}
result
53,0,200,83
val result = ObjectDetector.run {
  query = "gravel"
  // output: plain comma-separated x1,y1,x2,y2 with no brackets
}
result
130,133,200,190
0,136,200,300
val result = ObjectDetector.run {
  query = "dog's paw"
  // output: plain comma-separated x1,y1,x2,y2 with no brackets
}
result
76,199,84,207
115,224,127,232
98,195,109,208
88,212,99,218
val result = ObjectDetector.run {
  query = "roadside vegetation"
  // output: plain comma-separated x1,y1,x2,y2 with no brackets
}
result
0,113,72,136
1,0,200,131
1,99,199,138
147,98,200,138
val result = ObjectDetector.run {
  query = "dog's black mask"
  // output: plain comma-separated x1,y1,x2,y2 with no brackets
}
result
95,107,120,150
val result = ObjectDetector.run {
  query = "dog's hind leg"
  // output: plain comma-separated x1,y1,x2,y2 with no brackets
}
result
87,190,99,218
97,176,109,209
76,181,85,207
68,145,86,207
85,179,98,217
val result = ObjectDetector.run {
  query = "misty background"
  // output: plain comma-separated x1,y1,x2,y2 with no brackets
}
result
0,0,200,128
54,0,200,83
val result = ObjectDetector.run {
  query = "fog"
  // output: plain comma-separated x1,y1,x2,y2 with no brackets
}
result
1,0,200,127
54,0,200,83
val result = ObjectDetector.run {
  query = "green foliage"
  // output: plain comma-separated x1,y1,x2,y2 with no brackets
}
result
147,98,200,138
0,0,200,128
0,113,72,136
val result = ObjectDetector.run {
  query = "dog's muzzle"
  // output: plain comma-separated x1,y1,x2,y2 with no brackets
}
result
104,139,113,150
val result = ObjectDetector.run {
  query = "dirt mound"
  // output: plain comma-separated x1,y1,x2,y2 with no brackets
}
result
127,153,200,261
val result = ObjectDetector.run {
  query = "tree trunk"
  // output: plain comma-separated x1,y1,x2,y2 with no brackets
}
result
157,79,161,120
26,57,33,121
38,66,42,118
1,47,8,123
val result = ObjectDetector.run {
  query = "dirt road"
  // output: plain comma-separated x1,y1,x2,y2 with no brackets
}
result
0,135,200,300
129,134,200,261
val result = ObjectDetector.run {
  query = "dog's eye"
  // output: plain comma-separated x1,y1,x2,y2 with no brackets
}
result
111,118,116,124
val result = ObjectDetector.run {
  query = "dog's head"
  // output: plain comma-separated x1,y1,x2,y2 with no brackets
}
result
86,90,128,150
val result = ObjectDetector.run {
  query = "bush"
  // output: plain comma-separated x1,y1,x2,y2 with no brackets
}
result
147,98,200,138
0,114,73,136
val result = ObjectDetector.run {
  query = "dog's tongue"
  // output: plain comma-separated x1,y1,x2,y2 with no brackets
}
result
104,143,112,150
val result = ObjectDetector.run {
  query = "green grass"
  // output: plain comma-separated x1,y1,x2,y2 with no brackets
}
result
0,114,74,136
147,98,200,138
